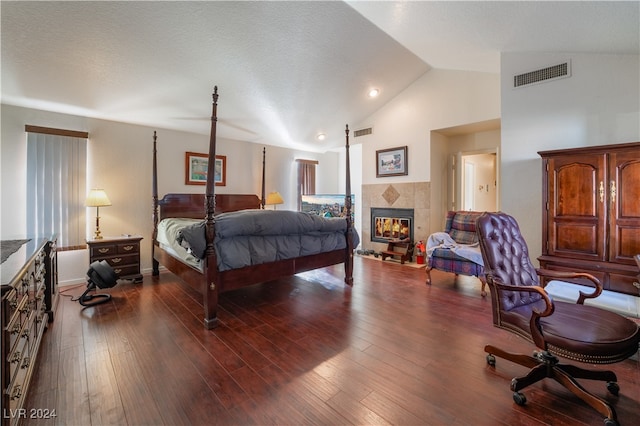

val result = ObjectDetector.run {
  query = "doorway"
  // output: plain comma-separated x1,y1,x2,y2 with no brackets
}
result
457,151,497,212
429,118,500,232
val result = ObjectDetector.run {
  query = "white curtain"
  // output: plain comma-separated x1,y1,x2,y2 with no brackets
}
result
27,132,87,248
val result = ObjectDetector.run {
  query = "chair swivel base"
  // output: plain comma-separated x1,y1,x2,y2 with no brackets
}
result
485,344,620,426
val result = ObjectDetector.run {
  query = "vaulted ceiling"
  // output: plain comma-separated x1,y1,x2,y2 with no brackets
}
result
2,1,638,152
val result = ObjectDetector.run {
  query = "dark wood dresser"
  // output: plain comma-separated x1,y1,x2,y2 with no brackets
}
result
538,142,640,296
1,235,57,426
87,236,143,282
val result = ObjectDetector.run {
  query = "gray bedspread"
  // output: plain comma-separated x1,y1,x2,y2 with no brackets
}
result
174,210,358,272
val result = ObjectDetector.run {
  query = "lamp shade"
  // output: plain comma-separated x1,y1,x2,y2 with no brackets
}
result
86,189,112,207
265,191,284,205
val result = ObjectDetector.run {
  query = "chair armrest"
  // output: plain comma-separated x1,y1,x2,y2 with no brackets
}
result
491,278,554,349
536,268,603,304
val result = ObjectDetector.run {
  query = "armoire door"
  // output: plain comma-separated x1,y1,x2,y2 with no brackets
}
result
546,153,607,261
608,149,640,265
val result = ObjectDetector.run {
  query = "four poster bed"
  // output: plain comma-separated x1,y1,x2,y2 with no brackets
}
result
152,87,355,329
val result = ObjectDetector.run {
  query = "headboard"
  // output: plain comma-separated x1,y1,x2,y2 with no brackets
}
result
157,193,261,220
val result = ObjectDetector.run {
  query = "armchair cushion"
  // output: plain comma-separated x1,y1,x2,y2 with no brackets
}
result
446,211,482,244
425,211,486,294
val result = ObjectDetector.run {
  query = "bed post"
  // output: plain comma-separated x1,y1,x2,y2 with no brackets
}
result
261,147,266,209
152,130,160,276
203,87,220,329
344,124,354,285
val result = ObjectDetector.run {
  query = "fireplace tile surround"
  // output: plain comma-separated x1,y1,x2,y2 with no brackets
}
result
361,182,430,253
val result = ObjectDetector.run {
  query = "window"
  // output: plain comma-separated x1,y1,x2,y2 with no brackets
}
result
26,126,88,249
296,159,318,210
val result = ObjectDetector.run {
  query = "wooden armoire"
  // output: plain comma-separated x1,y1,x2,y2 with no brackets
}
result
538,142,640,296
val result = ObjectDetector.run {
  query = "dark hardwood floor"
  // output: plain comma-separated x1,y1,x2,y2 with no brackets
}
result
23,256,639,426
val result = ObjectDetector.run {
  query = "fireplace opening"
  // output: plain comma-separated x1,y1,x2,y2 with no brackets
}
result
371,208,414,243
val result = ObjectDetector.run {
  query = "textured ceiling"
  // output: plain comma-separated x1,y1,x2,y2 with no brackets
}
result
2,1,638,152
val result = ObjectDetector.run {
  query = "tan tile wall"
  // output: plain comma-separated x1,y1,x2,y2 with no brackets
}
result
361,182,430,252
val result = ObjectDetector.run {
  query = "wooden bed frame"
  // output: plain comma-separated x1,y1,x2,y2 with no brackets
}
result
151,86,354,329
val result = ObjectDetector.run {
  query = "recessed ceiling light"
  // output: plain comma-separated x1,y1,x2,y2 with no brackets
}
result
317,133,326,141
368,88,380,98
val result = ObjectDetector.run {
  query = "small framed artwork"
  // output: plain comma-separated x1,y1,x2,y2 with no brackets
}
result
185,152,226,186
376,146,408,177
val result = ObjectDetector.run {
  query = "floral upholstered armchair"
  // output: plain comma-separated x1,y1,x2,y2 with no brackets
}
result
425,210,486,296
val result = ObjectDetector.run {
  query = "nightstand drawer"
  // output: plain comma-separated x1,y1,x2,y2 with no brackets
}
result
110,264,141,277
90,244,117,257
118,242,139,254
101,253,138,267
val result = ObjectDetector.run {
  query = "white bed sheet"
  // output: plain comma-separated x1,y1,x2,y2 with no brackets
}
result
157,218,202,270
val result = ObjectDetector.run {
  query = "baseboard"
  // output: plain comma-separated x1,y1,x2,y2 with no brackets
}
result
59,278,87,288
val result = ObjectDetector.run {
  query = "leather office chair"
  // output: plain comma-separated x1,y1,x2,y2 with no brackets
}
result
475,212,640,426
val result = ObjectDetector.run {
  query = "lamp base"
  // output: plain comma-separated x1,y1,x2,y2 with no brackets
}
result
94,213,103,239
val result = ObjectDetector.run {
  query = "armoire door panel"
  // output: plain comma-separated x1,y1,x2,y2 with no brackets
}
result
608,151,640,264
553,222,600,258
555,165,599,217
547,154,606,260
612,227,640,259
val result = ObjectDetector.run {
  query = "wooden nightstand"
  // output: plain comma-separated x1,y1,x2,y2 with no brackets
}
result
87,236,143,282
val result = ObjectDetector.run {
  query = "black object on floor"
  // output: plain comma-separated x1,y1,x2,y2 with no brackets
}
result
79,260,119,307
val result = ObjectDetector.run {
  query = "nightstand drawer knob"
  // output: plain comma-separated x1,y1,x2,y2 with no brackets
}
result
112,257,122,264
122,245,134,251
98,248,110,254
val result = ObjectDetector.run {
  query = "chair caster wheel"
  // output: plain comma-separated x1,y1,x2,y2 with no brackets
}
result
486,354,496,366
513,392,527,406
606,381,619,396
603,418,619,426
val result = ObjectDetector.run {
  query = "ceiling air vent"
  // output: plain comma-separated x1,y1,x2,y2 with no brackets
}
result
354,127,372,137
514,62,570,88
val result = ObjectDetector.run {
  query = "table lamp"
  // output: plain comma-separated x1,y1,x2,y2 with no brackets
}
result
265,191,284,210
86,189,111,239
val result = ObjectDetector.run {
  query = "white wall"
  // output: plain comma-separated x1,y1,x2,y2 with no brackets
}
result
1,105,342,285
501,53,640,262
353,69,501,233
357,69,501,185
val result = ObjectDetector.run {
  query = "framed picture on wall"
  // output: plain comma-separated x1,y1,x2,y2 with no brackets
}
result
376,146,408,177
185,152,226,186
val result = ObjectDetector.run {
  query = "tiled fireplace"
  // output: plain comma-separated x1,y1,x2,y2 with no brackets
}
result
361,182,430,252
370,207,414,243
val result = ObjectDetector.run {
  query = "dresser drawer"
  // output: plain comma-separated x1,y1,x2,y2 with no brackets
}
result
6,294,30,354
7,311,33,389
